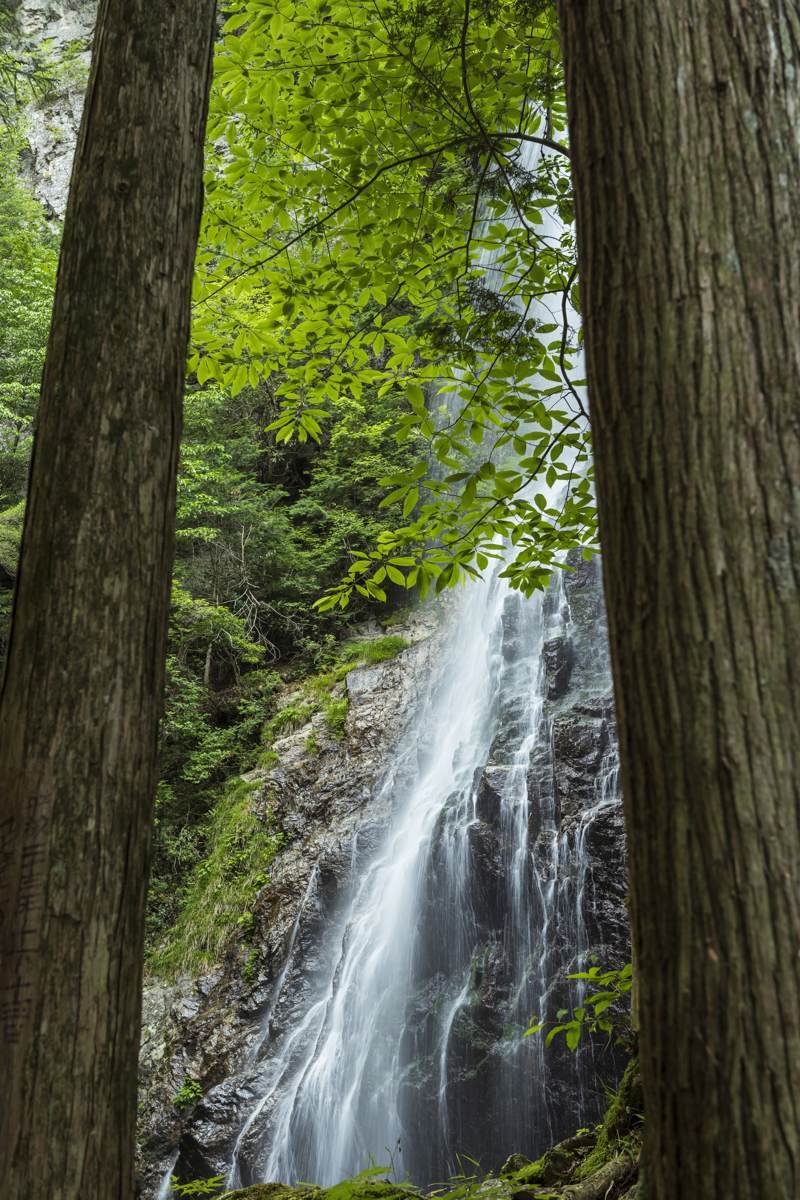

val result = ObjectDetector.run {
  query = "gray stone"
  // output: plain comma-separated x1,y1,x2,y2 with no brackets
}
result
15,0,95,216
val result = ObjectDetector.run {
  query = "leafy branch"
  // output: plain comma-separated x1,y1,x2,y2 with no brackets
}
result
525,963,634,1052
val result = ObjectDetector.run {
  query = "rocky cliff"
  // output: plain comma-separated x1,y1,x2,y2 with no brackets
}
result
137,605,450,1195
11,0,93,216
137,559,628,1197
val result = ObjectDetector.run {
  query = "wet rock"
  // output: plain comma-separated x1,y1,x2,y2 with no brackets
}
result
501,1154,533,1175
551,711,612,823
475,766,510,823
467,820,505,929
543,635,573,699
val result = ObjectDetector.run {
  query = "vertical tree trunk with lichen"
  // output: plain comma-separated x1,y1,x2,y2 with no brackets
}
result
558,2,800,1197
0,2,216,1197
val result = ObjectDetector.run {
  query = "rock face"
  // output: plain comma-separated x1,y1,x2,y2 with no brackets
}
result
137,606,449,1197
138,562,629,1197
13,0,95,216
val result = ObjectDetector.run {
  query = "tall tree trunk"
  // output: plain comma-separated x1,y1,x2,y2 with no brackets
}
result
558,3,800,1197
0,3,216,1197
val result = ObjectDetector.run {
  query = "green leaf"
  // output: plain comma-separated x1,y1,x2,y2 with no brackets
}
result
402,487,419,518
566,1025,582,1052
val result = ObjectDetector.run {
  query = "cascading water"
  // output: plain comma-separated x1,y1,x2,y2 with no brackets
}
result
225,139,626,1189
226,556,624,1188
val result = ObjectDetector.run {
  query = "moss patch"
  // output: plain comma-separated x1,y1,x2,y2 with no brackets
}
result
573,1059,642,1181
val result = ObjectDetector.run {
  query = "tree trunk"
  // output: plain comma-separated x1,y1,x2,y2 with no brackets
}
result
0,3,215,1197
558,3,800,1197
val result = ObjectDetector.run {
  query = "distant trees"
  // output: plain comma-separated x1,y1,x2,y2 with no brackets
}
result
0,145,57,515
559,2,800,1196
0,3,216,1198
0,21,60,650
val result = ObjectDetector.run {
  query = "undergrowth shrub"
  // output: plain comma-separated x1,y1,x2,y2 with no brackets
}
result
148,778,282,978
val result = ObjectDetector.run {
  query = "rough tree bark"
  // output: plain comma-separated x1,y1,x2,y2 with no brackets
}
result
558,2,800,1197
0,3,216,1198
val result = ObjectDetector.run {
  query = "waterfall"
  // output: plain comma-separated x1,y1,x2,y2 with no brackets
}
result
225,138,625,1190
156,1154,179,1200
227,558,623,1188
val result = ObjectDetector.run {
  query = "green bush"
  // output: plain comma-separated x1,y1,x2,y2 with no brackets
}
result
173,1076,203,1111
323,697,349,739
148,779,283,978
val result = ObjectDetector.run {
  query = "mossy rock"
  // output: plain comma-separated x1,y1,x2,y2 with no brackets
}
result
573,1059,643,1183
496,1062,642,1199
221,1188,321,1200
506,1144,577,1187
223,1183,415,1200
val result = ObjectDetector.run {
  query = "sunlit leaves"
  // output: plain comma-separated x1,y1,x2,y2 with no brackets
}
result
193,0,596,607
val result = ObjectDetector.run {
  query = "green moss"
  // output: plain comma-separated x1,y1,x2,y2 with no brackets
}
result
223,1189,319,1200
222,1182,414,1200
504,1144,576,1188
338,634,409,665
496,1062,641,1197
148,778,283,978
573,1059,642,1181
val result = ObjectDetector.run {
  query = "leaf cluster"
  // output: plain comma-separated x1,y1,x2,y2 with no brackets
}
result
525,962,634,1052
194,0,596,608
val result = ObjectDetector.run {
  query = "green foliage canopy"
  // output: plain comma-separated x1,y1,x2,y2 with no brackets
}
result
193,0,596,608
